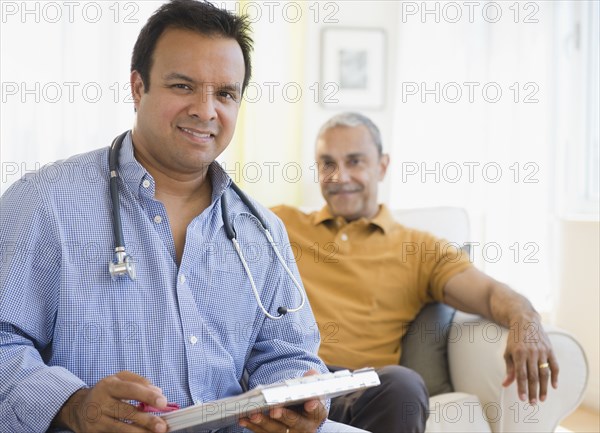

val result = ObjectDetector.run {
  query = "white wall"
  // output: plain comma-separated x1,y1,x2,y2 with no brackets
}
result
0,2,159,193
300,1,400,208
555,219,600,410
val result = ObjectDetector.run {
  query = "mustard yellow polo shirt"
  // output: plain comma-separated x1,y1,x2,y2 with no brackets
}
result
271,204,472,369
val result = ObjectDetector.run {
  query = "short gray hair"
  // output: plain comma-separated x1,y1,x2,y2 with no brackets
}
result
316,112,383,156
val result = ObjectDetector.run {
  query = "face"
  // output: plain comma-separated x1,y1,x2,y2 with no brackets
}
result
131,28,245,179
316,125,389,221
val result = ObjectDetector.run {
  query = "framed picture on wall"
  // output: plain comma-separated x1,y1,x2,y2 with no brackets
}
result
320,28,387,109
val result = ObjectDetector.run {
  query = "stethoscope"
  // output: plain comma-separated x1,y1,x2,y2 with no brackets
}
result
107,131,305,319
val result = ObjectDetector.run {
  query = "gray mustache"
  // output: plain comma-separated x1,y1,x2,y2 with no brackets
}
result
326,186,362,194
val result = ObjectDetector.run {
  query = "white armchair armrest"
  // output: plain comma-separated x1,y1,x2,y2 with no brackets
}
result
448,312,588,433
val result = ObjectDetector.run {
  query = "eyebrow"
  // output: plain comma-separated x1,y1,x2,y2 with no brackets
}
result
219,83,242,96
318,153,366,160
345,153,366,159
163,72,195,83
163,72,241,96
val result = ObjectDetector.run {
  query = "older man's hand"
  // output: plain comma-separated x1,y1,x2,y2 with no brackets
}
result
502,318,559,404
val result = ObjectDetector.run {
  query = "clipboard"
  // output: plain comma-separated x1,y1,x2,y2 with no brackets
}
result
162,368,380,432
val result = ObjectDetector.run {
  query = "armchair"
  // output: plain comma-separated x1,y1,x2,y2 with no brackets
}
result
394,207,588,433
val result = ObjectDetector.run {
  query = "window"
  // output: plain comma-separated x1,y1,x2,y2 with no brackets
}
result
585,2,599,204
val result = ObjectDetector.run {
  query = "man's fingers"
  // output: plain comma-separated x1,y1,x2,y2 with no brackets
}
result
512,350,529,401
99,375,168,433
239,419,270,433
240,399,327,433
109,400,167,433
548,353,560,389
69,373,168,433
239,372,327,433
303,399,328,423
241,412,287,433
502,355,516,387
104,376,167,409
504,323,559,405
273,406,307,428
526,357,540,404
278,400,328,431
108,400,140,422
80,405,162,433
112,371,167,407
537,360,550,402
115,371,153,385
102,420,159,433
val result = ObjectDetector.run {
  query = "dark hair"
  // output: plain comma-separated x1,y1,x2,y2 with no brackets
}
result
131,0,253,93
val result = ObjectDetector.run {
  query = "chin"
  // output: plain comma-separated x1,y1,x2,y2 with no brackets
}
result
331,206,360,220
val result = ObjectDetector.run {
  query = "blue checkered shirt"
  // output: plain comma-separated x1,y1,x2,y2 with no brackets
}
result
0,132,327,432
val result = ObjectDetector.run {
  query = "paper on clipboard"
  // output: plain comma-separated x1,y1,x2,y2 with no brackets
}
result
161,368,380,433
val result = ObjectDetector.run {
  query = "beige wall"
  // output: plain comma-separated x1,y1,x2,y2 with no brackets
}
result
555,219,600,411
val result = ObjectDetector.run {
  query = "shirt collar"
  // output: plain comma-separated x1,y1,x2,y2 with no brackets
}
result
118,131,232,202
208,161,232,203
312,204,395,234
119,131,147,196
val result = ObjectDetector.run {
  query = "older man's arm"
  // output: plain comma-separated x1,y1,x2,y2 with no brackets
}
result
443,267,559,405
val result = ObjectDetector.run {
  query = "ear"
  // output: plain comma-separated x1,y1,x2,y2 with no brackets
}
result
378,153,390,181
130,70,145,111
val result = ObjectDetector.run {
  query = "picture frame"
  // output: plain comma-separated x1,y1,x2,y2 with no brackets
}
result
320,28,387,110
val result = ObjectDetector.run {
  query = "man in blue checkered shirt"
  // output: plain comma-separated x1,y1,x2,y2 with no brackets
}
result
0,1,333,432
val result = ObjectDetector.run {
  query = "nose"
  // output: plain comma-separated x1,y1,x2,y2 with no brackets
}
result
328,164,350,183
188,86,217,121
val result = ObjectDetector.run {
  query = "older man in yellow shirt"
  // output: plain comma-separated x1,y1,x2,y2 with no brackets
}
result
272,112,558,433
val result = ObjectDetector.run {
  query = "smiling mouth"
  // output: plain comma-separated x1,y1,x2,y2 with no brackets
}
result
178,126,214,139
328,189,361,195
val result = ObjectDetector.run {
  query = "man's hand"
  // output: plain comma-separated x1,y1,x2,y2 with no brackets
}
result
239,370,328,433
444,267,560,405
502,319,559,405
52,371,169,433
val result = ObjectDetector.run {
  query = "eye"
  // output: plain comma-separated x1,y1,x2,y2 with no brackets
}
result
218,90,238,102
171,83,192,91
348,158,360,166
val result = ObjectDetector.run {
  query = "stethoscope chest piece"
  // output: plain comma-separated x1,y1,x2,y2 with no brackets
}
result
109,248,136,280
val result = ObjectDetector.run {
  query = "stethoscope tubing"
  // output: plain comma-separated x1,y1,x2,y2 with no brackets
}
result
108,131,305,319
109,131,129,251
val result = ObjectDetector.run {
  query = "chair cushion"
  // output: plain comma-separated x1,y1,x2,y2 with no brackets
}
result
400,302,456,396
426,392,492,433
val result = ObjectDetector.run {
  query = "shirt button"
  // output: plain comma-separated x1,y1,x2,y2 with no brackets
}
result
179,275,186,284
340,233,348,241
189,335,198,345
142,179,151,188
153,215,162,224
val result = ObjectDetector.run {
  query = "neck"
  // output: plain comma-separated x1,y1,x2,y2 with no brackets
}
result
336,204,381,222
132,141,212,201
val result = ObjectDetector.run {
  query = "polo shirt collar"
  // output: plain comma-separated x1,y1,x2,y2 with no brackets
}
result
312,204,394,234
371,204,395,234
